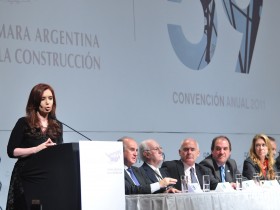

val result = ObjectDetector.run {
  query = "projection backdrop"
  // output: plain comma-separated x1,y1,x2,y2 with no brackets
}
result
1,0,280,208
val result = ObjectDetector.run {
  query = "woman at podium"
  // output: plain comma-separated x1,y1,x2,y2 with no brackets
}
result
6,83,63,210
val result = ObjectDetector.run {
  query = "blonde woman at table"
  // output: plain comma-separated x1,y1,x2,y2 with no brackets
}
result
242,134,276,180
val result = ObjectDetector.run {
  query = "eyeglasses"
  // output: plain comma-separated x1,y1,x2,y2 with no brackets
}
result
145,147,163,152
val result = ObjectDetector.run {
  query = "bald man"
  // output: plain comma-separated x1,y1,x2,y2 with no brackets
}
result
161,138,218,191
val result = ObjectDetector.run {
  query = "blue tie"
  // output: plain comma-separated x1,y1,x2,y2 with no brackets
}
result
190,167,198,183
220,166,225,182
127,168,140,186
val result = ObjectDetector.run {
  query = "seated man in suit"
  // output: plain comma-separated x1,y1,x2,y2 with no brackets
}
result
139,139,180,193
118,136,177,194
199,135,241,188
268,136,277,158
161,138,218,191
267,136,279,171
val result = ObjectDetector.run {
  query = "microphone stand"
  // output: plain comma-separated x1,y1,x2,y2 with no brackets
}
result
53,117,92,141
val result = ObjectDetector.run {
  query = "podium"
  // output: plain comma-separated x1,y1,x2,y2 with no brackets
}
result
21,143,81,210
20,141,125,210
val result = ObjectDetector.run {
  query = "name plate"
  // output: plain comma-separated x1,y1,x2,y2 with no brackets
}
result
242,180,259,191
262,180,280,189
188,183,203,193
215,182,234,192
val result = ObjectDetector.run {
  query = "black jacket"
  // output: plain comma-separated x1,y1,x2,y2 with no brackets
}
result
200,155,241,183
161,160,218,190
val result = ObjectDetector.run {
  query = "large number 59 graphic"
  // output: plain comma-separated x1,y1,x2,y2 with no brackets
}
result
167,0,263,74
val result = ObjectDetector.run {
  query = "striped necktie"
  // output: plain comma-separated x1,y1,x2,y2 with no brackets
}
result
190,167,198,183
154,168,163,181
219,166,225,182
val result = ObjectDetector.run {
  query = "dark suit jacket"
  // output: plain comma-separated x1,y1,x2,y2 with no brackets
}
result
139,162,170,193
242,157,276,180
161,160,218,190
140,162,169,183
275,155,280,172
199,155,241,183
125,166,152,194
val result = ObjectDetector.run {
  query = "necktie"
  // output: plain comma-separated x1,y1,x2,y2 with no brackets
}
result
127,168,140,186
154,168,163,181
220,166,225,182
190,167,198,183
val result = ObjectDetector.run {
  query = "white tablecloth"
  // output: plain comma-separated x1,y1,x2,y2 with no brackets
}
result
125,190,279,210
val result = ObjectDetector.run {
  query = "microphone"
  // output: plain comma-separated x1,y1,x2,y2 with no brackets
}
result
50,116,92,141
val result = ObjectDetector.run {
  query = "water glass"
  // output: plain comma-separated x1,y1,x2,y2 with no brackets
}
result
181,175,188,193
203,175,210,192
253,173,260,186
235,174,242,190
275,172,280,184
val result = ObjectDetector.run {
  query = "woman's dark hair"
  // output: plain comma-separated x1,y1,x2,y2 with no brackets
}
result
26,83,61,139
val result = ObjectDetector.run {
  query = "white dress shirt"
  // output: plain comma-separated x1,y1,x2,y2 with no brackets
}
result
182,162,200,185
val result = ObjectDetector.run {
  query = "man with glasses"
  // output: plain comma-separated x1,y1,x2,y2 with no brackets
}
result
139,139,180,193
118,136,177,194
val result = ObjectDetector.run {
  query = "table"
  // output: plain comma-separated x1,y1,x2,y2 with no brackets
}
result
125,190,279,210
